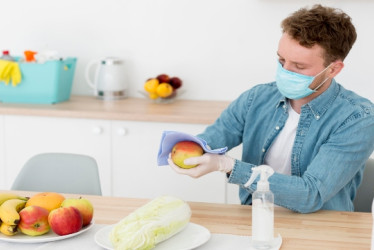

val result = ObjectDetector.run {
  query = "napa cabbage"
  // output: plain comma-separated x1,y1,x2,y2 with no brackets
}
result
110,196,191,250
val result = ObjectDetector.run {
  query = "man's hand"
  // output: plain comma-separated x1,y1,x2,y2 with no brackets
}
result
168,153,235,178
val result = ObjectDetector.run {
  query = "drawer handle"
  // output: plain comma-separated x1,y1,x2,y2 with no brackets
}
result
117,128,127,136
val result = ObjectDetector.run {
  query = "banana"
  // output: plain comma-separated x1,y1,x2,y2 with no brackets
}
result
0,199,27,225
0,222,18,236
0,193,28,206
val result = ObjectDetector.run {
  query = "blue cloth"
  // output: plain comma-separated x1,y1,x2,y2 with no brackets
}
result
157,131,228,166
197,79,374,213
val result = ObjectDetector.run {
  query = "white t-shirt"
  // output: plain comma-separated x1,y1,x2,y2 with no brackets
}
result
264,104,300,175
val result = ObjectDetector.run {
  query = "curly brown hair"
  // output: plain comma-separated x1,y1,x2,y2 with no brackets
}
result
281,4,357,66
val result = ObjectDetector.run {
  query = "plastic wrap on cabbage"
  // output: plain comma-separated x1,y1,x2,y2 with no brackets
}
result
110,196,191,250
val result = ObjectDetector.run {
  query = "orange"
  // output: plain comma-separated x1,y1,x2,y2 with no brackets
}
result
25,192,65,212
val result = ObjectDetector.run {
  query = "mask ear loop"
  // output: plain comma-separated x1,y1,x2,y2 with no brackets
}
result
313,77,330,92
312,63,333,92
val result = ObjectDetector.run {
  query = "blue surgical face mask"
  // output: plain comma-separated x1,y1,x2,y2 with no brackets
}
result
276,61,331,100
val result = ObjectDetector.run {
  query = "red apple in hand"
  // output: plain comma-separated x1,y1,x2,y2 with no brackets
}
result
19,205,50,236
48,207,83,236
61,198,94,226
171,141,204,169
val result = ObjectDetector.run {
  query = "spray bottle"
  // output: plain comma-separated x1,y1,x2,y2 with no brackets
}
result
244,165,276,249
1,50,15,61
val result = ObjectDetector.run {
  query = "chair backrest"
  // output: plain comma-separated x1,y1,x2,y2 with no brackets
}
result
11,153,102,195
354,158,374,212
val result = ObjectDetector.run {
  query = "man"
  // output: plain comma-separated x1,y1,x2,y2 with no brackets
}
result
168,5,374,213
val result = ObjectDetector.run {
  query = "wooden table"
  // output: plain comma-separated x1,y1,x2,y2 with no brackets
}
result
10,191,373,249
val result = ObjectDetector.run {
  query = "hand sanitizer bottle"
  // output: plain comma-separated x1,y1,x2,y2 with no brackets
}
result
245,165,275,249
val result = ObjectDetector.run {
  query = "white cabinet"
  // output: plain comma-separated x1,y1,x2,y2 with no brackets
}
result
111,121,227,203
3,115,112,195
2,115,236,204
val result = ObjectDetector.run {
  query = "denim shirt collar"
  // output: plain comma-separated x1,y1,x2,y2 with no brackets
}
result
276,79,339,120
306,79,339,120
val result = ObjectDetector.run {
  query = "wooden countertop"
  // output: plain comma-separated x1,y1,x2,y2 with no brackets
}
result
0,96,230,124
10,190,373,249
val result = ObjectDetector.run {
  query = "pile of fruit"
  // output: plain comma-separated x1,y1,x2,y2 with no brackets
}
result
144,74,182,100
0,192,93,236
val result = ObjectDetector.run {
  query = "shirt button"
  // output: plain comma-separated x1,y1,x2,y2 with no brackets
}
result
275,126,280,130
262,148,265,152
316,115,320,120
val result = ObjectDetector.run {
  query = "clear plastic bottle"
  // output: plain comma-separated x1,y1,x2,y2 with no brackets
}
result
1,50,15,61
245,165,275,249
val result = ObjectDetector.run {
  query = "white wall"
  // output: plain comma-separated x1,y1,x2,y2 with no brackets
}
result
1,0,373,102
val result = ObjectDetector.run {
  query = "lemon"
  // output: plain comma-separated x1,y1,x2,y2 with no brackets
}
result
144,79,159,93
156,83,173,98
149,92,159,99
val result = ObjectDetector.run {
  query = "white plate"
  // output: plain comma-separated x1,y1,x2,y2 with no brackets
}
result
95,222,211,250
0,221,94,244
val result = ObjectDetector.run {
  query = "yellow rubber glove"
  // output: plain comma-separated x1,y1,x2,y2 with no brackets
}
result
0,60,12,84
11,63,22,86
0,59,22,86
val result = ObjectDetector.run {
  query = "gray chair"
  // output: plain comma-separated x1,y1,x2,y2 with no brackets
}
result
353,158,374,212
11,153,102,195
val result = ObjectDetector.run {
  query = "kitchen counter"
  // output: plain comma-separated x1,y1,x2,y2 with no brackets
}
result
0,96,230,124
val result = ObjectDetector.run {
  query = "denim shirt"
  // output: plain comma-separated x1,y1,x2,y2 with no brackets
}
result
198,80,374,213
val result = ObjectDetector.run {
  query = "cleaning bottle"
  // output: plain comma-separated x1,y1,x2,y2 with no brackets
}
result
1,50,15,61
24,50,37,62
244,165,275,249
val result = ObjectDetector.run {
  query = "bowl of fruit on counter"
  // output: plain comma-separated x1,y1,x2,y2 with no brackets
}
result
141,74,184,103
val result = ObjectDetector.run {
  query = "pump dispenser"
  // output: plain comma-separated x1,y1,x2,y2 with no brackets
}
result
245,165,281,249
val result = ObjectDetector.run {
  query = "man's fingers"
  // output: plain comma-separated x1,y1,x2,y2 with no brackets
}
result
167,157,205,178
184,155,206,165
168,158,189,174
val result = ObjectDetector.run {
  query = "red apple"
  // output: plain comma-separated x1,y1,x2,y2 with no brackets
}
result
61,198,94,226
19,205,50,236
171,141,204,169
169,77,182,89
156,74,170,83
48,206,83,236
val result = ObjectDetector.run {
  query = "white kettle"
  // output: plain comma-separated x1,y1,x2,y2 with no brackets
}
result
85,57,128,100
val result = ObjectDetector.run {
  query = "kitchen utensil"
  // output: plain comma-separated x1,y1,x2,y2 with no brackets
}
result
85,57,128,100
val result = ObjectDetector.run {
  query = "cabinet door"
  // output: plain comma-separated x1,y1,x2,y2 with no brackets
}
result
112,121,227,203
3,115,112,195
0,115,5,189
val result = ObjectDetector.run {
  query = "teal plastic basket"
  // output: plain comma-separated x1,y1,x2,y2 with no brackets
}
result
0,57,77,104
